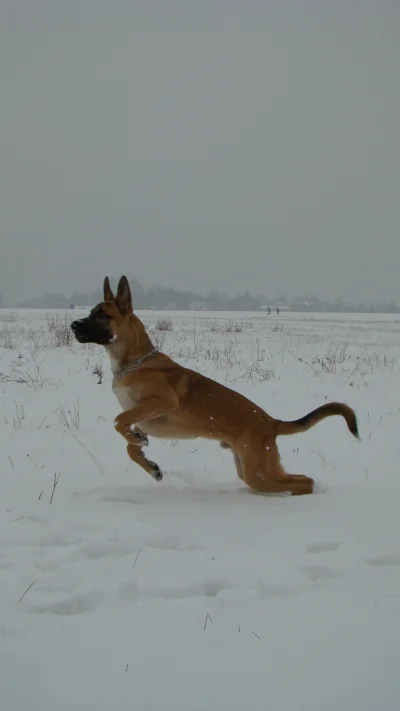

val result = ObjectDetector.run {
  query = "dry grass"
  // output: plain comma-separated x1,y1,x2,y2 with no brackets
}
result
209,319,244,333
0,362,59,389
46,313,75,348
0,312,74,351
57,400,80,430
0,311,399,402
147,327,168,351
12,401,25,429
155,318,173,332
92,356,104,384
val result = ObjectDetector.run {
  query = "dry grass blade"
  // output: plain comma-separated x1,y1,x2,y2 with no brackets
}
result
19,581,35,603
63,430,105,475
50,473,61,505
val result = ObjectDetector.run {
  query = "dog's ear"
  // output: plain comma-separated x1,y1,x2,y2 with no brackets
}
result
115,276,132,315
103,276,115,302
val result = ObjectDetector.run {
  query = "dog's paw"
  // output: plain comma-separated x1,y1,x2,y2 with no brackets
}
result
129,427,149,447
136,431,149,447
149,462,163,482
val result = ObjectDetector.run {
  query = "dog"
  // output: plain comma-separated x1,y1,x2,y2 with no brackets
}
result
71,276,359,495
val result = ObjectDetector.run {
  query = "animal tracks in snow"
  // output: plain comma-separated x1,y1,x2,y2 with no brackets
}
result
306,541,341,554
5,503,399,625
28,592,106,617
26,578,236,617
366,552,400,567
300,565,336,582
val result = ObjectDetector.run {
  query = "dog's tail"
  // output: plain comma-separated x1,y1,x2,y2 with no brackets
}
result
276,402,359,439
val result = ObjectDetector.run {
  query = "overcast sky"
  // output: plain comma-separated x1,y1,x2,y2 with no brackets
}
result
1,0,399,305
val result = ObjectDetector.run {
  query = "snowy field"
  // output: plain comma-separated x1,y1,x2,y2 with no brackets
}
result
1,307,400,710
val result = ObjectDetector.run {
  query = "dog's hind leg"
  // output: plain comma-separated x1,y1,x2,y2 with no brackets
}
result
126,443,163,482
220,441,244,481
238,438,314,495
232,450,245,481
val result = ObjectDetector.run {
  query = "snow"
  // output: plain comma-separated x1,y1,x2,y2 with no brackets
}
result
1,308,400,710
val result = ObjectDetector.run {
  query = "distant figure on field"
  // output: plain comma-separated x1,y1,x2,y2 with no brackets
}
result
276,306,280,315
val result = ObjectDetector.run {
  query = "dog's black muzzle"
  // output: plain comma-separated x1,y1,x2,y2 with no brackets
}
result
70,318,92,343
71,317,112,345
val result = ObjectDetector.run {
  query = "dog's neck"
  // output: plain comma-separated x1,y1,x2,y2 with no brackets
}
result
105,329,155,375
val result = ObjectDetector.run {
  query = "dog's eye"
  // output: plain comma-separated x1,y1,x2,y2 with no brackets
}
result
97,310,108,319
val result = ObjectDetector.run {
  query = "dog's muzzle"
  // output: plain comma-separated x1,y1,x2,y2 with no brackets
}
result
70,317,113,345
70,318,90,343
71,319,85,333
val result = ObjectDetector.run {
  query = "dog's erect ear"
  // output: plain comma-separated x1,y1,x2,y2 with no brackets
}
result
116,276,132,315
103,276,115,302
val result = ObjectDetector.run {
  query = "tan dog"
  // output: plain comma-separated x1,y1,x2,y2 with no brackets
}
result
71,276,359,495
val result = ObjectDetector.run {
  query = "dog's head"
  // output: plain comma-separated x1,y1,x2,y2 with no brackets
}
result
71,276,135,346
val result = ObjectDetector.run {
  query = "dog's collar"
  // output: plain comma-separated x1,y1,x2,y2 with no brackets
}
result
114,348,159,379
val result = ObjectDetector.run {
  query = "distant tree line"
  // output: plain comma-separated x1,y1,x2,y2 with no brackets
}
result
11,278,400,313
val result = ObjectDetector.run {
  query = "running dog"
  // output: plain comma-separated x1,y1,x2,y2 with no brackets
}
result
71,276,359,495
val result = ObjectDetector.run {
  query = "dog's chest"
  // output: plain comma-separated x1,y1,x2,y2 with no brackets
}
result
113,384,137,411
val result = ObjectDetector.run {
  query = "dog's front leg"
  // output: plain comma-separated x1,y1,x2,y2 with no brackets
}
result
114,396,177,482
114,397,177,442
125,442,164,482
129,426,149,447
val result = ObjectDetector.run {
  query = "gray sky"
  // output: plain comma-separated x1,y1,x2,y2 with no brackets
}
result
1,0,400,305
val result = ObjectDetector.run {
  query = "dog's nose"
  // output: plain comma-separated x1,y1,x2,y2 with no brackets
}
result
71,321,79,331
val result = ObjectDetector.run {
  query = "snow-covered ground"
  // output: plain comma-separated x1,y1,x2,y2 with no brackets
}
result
1,308,400,710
